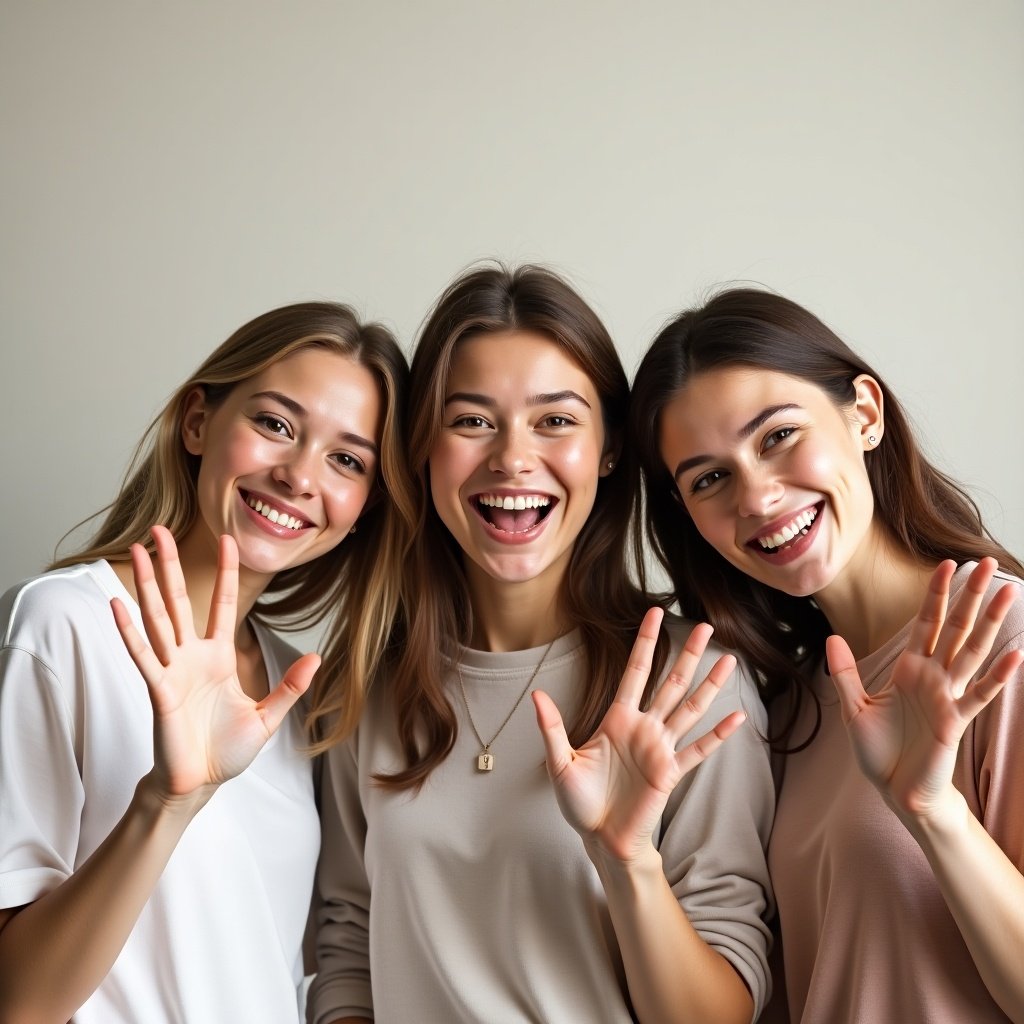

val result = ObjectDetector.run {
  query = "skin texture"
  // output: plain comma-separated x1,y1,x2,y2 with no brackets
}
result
659,365,1024,1022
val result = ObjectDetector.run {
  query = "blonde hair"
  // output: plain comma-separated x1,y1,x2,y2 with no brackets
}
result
52,301,416,748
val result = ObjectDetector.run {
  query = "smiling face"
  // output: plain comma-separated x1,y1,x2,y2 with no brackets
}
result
180,345,382,584
428,330,613,603
658,365,886,599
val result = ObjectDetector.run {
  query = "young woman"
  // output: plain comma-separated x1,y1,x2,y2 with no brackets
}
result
631,288,1024,1023
0,302,413,1023
309,265,775,1024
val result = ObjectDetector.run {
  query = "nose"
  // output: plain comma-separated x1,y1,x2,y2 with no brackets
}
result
487,426,536,477
272,446,318,497
735,465,783,518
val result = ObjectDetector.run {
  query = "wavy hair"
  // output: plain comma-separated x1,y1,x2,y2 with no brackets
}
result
379,262,668,789
630,288,1022,747
51,301,416,747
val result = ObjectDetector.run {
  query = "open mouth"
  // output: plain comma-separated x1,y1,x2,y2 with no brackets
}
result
748,502,823,555
472,493,556,534
241,490,311,531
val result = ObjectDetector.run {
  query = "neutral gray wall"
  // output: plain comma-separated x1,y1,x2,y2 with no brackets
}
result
3,1,1022,628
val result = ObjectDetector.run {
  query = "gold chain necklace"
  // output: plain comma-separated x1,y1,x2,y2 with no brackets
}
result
456,637,557,773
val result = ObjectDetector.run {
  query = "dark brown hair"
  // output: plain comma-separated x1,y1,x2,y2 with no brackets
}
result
52,301,416,747
630,287,1022,745
380,262,667,789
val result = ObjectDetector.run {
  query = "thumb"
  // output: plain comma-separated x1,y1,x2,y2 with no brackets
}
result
531,690,574,778
825,635,868,724
257,653,320,736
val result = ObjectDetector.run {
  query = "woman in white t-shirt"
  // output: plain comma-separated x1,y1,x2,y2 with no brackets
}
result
309,265,774,1024
0,302,413,1023
630,287,1024,1023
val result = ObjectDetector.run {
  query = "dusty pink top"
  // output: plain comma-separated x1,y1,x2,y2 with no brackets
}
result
765,564,1024,1023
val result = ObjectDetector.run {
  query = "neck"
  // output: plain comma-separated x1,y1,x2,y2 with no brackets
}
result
814,524,939,659
464,562,571,652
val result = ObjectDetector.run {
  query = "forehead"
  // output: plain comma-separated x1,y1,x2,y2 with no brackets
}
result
659,366,831,452
447,330,597,396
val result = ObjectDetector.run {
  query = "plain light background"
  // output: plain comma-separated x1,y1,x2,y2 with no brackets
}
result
3,1,1022,646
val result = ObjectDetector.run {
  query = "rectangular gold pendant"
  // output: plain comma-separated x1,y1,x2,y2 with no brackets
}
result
477,751,494,772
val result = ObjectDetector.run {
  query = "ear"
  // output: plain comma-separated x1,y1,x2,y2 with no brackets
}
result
180,387,209,456
851,374,884,451
599,437,621,478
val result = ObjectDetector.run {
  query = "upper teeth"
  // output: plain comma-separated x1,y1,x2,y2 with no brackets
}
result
477,494,551,511
246,495,306,530
757,507,817,550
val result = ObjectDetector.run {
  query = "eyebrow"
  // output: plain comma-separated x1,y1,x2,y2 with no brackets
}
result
444,389,591,409
672,403,801,479
250,390,379,455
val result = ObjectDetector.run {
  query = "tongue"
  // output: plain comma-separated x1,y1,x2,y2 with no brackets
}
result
489,507,542,533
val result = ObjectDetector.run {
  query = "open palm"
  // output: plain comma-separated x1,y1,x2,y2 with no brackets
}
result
532,609,745,863
827,558,1023,820
112,526,318,798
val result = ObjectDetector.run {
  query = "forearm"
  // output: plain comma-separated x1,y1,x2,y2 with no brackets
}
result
0,774,208,1023
592,843,754,1024
905,789,1024,1023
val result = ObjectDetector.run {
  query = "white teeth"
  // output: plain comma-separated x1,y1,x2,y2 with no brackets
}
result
757,507,818,551
245,494,306,530
477,494,550,510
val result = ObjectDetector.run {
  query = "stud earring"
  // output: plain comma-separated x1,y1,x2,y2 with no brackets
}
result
868,435,877,445
349,524,357,535
606,460,614,470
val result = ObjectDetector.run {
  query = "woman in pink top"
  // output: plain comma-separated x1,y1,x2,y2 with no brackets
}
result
630,288,1024,1023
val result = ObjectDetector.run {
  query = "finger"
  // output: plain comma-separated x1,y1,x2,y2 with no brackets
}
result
949,581,1022,693
151,525,196,645
206,535,239,642
674,710,746,776
663,653,736,738
614,607,665,709
955,649,1024,722
255,653,320,736
130,541,177,664
931,557,998,668
905,560,956,656
531,690,575,779
111,597,167,690
649,621,715,719
825,634,870,724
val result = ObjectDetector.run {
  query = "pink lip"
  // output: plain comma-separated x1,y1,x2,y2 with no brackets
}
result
238,490,314,539
746,502,821,547
747,502,824,566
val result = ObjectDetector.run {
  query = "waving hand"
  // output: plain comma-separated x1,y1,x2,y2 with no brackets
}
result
532,608,744,864
111,526,319,799
826,558,1023,822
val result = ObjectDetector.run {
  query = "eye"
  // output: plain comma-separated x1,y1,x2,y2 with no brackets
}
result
762,426,795,450
539,414,576,429
451,414,491,430
691,469,727,493
254,413,291,437
331,452,368,475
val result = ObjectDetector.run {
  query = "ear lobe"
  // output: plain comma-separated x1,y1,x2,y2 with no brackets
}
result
180,387,209,456
852,374,884,450
599,436,621,479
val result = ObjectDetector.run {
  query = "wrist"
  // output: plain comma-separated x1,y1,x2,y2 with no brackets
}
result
898,785,971,847
585,837,663,885
133,771,214,823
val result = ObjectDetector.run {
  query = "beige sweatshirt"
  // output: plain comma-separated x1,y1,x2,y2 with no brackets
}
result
309,623,775,1023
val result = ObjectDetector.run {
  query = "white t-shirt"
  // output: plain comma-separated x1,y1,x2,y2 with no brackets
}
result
0,561,321,1023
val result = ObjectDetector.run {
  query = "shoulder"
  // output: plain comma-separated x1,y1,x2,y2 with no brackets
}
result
1,563,121,654
660,612,768,732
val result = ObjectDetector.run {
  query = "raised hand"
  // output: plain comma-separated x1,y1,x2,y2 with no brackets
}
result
826,558,1023,823
532,608,744,864
111,526,319,801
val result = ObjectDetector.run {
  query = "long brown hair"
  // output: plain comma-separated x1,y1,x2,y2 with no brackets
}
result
380,262,667,789
51,301,416,747
630,287,1022,745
